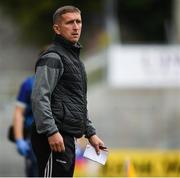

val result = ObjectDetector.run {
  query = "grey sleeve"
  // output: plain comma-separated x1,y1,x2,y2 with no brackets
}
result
84,111,96,138
31,52,63,136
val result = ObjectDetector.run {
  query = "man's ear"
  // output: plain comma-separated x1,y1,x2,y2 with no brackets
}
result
53,24,61,35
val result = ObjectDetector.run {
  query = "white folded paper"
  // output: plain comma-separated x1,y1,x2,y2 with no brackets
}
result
83,144,108,165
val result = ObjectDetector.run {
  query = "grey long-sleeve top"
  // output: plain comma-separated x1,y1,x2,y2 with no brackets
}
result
31,52,63,136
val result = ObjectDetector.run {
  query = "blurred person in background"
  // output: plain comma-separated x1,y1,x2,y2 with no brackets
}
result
31,5,105,177
13,75,38,177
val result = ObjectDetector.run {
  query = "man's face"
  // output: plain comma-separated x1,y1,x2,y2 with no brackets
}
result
54,12,82,43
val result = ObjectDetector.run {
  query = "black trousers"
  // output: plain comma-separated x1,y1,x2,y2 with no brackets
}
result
31,126,75,177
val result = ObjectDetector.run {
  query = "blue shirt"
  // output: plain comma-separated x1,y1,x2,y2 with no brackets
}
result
16,76,34,129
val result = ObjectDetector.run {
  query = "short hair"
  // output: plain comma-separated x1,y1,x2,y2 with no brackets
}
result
53,5,81,24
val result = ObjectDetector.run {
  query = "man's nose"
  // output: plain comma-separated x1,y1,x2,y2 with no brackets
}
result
73,22,79,29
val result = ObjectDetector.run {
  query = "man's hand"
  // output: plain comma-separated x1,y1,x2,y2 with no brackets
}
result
88,135,105,155
48,132,65,152
16,139,30,156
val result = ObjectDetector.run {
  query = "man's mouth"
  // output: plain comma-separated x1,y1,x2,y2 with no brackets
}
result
72,33,79,36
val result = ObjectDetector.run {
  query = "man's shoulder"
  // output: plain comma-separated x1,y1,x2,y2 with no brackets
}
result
21,76,34,89
36,50,64,70
40,43,66,59
40,51,61,60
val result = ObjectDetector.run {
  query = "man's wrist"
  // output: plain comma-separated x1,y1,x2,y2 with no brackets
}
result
46,130,59,137
16,138,24,143
86,133,96,139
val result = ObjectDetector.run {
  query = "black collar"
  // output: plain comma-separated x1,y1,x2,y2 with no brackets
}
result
54,35,82,51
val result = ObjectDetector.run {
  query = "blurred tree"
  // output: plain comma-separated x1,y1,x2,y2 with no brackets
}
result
117,0,172,43
0,0,103,47
0,0,173,47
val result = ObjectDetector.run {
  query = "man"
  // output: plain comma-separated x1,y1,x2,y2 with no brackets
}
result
31,5,105,177
13,75,38,177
